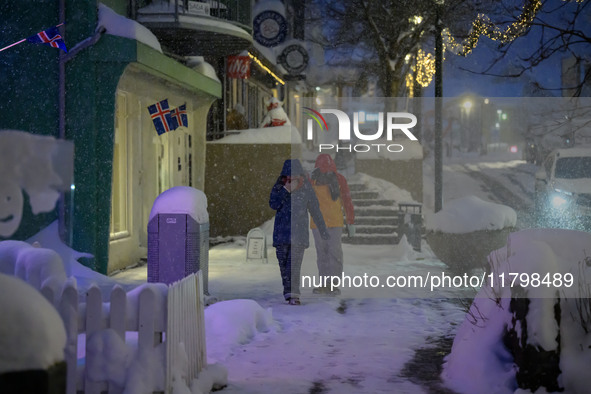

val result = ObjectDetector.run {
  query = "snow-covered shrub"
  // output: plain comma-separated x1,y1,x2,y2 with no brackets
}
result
425,195,516,273
0,273,67,373
442,228,591,394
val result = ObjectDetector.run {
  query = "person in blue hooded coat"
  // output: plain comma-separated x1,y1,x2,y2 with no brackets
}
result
269,159,329,305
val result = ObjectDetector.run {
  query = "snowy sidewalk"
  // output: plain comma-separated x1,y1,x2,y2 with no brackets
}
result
113,235,472,394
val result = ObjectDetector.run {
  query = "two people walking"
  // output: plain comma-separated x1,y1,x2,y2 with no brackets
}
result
310,154,355,295
269,154,355,304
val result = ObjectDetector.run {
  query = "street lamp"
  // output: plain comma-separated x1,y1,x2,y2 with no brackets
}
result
462,100,473,114
461,99,473,151
434,0,444,213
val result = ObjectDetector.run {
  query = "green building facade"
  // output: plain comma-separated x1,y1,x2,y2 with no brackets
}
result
0,0,222,274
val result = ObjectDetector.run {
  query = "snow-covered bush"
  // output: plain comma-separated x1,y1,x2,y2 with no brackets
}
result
0,240,67,296
442,228,591,393
425,195,516,273
0,273,67,373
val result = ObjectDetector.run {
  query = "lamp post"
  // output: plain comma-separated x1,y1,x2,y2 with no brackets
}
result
434,1,443,213
462,99,472,152
480,98,489,155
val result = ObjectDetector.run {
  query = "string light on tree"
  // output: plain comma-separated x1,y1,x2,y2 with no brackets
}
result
406,49,437,96
444,0,543,56
405,0,545,93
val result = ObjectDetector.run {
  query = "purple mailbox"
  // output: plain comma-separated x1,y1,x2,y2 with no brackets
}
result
147,187,209,294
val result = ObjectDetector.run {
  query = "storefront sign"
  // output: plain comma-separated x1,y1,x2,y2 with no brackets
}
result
187,1,210,15
253,10,288,47
227,55,251,79
278,44,309,75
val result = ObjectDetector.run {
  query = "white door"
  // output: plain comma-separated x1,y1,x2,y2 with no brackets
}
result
172,129,193,187
109,92,143,273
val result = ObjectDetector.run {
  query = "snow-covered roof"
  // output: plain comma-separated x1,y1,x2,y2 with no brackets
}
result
208,125,302,144
98,3,162,53
185,56,220,82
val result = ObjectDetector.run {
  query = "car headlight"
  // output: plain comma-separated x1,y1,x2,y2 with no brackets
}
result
554,188,573,196
550,188,574,209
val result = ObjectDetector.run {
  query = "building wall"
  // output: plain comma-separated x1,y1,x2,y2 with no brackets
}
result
0,2,70,241
107,66,217,273
0,0,221,274
63,35,133,274
205,143,301,238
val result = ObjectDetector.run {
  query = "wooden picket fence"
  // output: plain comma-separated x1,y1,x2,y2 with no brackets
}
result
40,272,206,394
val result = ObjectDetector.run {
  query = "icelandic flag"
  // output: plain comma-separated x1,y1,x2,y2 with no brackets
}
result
26,26,67,52
170,103,188,129
147,99,174,135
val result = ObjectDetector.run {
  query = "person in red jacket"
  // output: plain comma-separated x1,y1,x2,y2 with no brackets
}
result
309,154,355,295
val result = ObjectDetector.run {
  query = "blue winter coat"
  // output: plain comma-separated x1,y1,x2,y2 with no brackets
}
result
269,159,328,247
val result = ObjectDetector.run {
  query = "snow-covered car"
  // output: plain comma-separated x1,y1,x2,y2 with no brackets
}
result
534,147,591,229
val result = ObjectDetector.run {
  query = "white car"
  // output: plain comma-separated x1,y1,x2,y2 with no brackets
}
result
534,147,591,229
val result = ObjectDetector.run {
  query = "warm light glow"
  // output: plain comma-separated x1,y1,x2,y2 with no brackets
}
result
405,0,542,93
443,0,542,57
410,15,423,25
463,100,473,111
551,194,569,209
248,53,285,85
405,49,437,94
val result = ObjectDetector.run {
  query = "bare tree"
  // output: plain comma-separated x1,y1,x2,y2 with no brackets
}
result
456,0,591,97
305,0,490,97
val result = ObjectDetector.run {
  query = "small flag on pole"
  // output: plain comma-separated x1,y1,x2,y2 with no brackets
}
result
170,103,188,129
147,99,174,135
0,23,67,53
26,25,68,52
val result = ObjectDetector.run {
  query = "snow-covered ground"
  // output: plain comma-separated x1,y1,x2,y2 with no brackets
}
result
110,149,554,394
5,148,589,394
115,231,471,393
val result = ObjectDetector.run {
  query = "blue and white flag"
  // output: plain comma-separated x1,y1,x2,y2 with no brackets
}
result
170,103,188,129
26,26,67,52
147,99,174,135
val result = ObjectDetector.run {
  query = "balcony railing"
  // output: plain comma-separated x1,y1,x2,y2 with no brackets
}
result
136,0,252,31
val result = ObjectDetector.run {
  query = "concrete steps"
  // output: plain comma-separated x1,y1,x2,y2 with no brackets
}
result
343,182,400,245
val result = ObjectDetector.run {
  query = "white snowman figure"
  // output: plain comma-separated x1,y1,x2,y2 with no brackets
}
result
259,97,291,128
0,180,24,238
